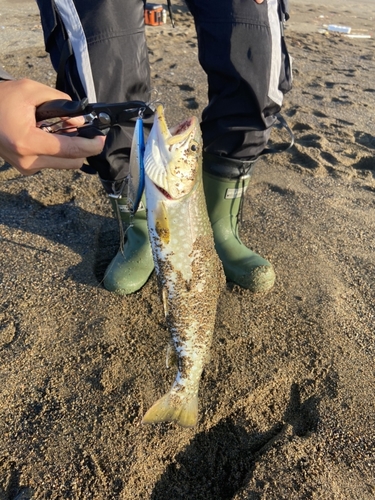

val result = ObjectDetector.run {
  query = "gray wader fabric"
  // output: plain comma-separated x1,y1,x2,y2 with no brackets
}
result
35,0,292,184
185,0,292,160
36,0,151,186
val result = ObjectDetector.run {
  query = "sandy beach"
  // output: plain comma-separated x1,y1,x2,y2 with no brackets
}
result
0,1,374,499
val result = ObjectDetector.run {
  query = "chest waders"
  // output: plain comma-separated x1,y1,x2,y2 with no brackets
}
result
35,0,290,295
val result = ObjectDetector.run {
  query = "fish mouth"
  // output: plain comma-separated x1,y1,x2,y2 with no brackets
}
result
154,104,195,146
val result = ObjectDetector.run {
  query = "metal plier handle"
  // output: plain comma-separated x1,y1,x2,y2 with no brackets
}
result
36,98,154,138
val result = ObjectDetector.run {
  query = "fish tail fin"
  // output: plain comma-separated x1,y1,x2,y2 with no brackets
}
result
142,391,198,428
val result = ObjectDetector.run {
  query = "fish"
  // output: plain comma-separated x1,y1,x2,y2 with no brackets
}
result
142,105,225,428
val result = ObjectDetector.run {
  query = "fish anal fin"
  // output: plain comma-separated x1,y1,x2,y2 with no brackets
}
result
142,392,198,428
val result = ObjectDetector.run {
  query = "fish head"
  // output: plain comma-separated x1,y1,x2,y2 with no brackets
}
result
144,105,202,200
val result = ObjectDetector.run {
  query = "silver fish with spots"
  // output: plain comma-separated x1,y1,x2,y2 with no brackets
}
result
142,105,225,428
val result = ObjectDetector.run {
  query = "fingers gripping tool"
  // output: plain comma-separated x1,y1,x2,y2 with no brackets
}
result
35,97,154,138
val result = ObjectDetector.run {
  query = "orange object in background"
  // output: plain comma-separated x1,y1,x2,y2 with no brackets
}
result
144,4,164,26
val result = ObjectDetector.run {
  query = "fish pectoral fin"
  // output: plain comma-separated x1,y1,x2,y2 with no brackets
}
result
142,392,198,428
155,201,170,245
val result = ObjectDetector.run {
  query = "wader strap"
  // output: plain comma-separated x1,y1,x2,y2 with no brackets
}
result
259,113,295,157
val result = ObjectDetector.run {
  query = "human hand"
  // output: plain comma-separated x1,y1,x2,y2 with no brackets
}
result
254,0,264,3
0,79,106,175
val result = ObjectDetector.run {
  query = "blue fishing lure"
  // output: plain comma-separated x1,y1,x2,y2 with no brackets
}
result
127,116,145,214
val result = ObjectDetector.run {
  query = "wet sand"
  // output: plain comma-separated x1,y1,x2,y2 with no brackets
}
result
0,1,374,499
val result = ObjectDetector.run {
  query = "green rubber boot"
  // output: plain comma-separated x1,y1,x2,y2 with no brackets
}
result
203,154,275,293
103,195,154,294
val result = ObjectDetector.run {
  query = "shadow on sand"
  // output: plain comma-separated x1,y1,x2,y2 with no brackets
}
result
151,383,320,500
0,189,119,287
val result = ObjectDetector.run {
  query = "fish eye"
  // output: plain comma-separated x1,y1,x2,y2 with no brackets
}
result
191,144,197,152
